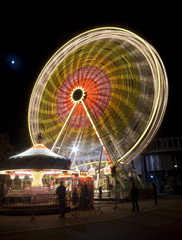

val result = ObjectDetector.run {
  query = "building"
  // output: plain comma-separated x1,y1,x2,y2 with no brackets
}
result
134,137,182,194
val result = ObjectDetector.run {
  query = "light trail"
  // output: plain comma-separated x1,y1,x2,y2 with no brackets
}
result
28,27,168,165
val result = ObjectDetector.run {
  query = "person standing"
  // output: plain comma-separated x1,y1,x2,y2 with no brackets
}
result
130,182,139,211
72,187,79,208
82,182,88,210
77,184,82,209
152,182,158,205
99,186,103,200
56,181,66,218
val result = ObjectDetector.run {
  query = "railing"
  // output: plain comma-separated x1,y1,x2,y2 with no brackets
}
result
0,193,94,209
94,189,129,200
0,194,59,208
144,137,182,154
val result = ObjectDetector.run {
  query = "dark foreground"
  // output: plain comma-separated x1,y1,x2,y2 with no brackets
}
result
0,196,181,240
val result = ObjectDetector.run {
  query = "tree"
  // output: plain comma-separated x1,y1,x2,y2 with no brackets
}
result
0,132,14,169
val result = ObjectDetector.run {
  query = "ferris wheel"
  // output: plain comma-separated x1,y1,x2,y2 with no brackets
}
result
28,27,168,169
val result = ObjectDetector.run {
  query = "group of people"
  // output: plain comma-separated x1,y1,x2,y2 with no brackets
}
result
75,182,92,210
56,181,92,218
56,180,158,217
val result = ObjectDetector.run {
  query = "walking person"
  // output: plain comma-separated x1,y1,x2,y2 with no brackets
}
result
152,182,158,205
130,182,139,211
56,181,66,218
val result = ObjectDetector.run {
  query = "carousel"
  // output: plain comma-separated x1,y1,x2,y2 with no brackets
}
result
0,142,94,210
0,142,71,193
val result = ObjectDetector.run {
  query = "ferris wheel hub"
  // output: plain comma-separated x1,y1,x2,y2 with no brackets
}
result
71,87,87,103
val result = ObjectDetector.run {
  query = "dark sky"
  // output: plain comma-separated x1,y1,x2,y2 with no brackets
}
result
0,3,180,152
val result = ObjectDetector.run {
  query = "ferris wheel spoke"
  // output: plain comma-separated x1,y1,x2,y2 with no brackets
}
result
81,100,113,167
57,121,71,155
51,102,77,152
70,126,84,168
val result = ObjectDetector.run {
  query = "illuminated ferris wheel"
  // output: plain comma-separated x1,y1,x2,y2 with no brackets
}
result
28,27,168,168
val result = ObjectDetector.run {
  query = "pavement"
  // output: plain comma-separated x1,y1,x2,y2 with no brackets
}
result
0,196,182,240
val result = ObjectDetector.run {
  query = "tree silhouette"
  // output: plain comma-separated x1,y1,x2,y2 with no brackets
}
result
0,132,14,169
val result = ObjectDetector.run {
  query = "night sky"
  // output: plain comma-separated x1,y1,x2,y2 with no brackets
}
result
0,3,180,152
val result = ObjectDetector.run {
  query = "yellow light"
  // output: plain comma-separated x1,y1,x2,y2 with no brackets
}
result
71,160,107,169
70,86,86,103
31,171,44,187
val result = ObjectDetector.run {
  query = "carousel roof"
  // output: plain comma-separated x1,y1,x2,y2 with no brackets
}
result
9,144,66,159
1,144,70,170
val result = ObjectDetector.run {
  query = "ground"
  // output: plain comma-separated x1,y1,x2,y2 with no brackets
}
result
0,196,181,240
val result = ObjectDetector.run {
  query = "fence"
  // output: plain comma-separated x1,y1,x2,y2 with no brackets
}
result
0,194,59,209
94,189,129,200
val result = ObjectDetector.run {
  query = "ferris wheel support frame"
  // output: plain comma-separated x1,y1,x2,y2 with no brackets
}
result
81,100,113,167
50,94,114,167
51,102,77,151
69,126,84,169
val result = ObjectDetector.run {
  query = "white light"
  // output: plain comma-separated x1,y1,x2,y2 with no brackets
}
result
19,175,25,179
72,145,78,153
44,171,63,175
11,60,15,64
15,171,32,175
